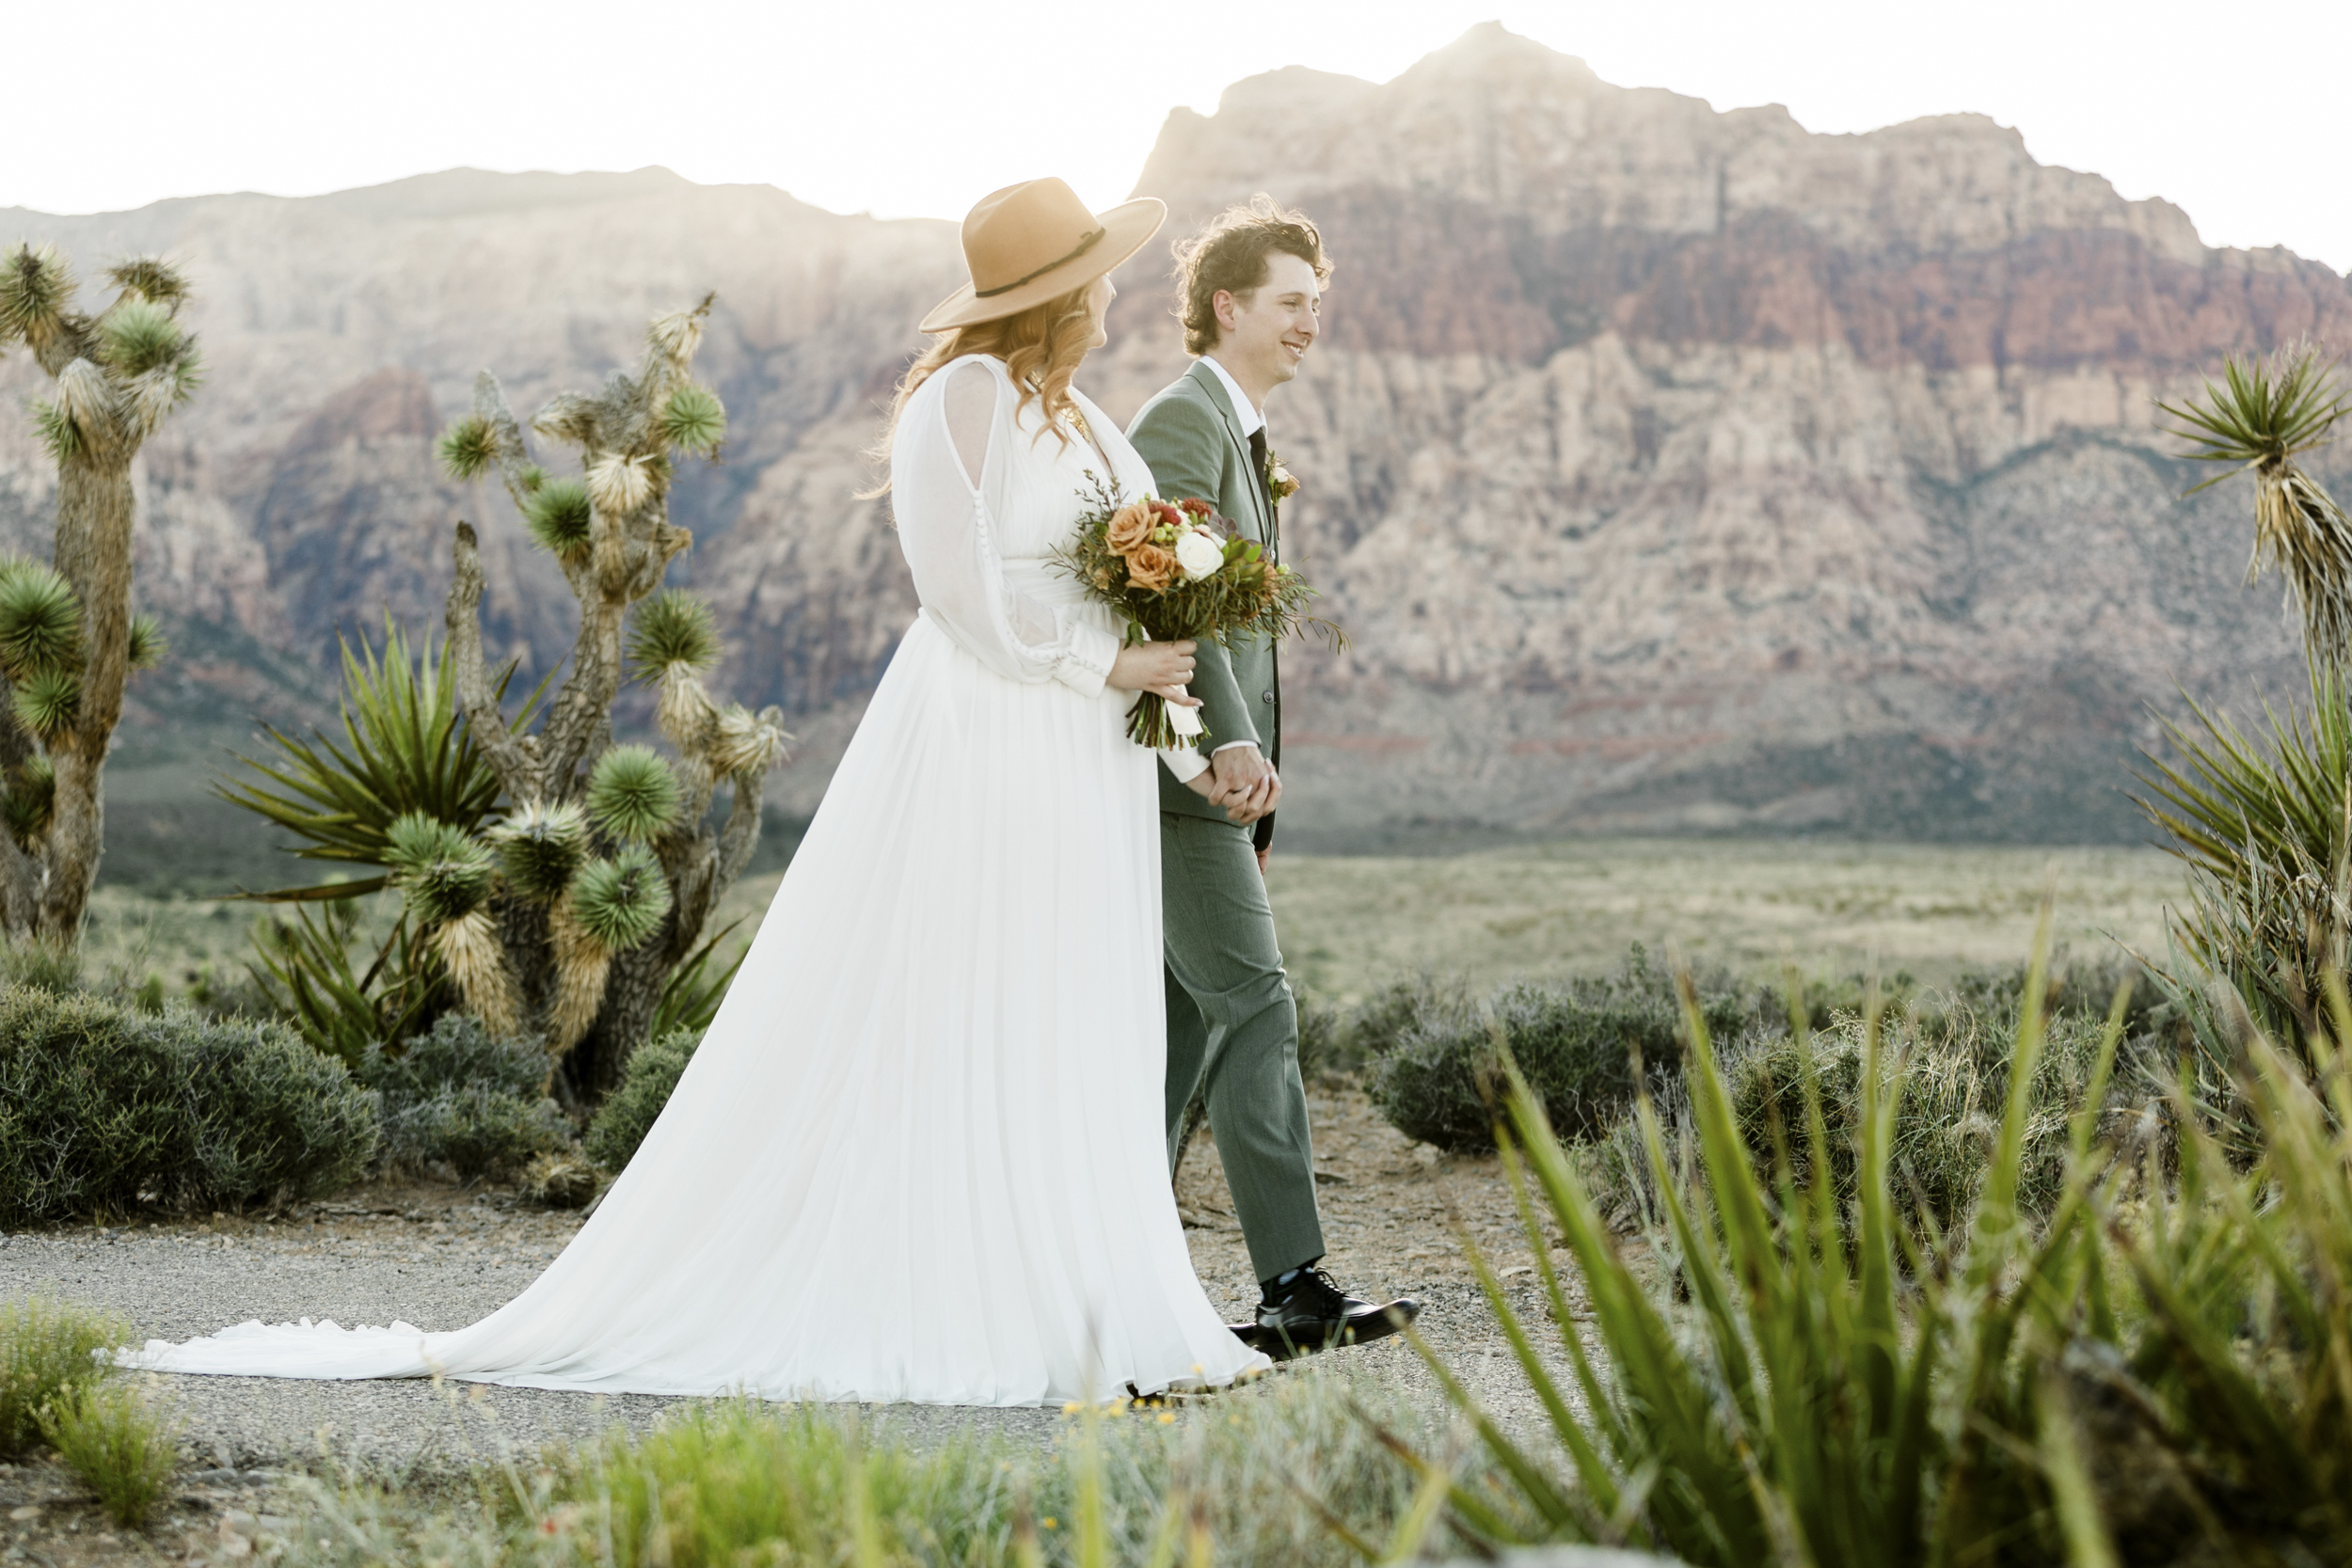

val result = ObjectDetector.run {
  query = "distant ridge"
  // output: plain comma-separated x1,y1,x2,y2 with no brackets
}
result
3,25,2346,858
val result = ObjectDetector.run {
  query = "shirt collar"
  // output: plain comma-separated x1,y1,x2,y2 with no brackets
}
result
1199,354,1265,439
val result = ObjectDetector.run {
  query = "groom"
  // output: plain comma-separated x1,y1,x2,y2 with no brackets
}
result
1127,198,1420,1359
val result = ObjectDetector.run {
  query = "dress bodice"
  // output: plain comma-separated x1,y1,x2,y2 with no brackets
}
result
886,353,1155,696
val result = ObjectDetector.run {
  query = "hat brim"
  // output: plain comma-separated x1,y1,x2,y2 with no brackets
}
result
919,198,1167,334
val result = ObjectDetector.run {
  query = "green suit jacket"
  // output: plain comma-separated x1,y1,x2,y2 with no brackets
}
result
1124,360,1282,842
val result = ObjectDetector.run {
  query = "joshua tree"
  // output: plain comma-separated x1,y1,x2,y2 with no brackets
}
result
0,246,194,943
423,294,788,1095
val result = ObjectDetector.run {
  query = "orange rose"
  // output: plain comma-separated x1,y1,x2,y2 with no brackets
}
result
1105,500,1155,554
1125,542,1178,592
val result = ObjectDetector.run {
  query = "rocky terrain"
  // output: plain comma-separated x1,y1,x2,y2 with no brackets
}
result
6,23,2347,864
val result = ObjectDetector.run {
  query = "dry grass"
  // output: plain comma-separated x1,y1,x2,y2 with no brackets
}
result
1256,838,2178,1001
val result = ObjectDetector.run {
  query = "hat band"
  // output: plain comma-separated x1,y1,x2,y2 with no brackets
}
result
972,227,1106,298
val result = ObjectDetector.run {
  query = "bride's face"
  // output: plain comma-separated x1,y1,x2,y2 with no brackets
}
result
1083,276,1116,351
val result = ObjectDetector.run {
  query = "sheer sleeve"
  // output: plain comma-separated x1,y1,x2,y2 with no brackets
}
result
890,360,1121,695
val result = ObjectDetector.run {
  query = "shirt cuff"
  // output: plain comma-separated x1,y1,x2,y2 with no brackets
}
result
1159,746,1211,784
1210,739,1260,755
1051,619,1120,698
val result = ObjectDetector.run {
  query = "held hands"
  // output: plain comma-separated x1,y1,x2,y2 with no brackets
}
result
1188,742,1279,826
1108,639,1200,709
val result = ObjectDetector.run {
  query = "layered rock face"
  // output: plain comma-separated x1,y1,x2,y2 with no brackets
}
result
5,26,2347,844
1088,25,2352,842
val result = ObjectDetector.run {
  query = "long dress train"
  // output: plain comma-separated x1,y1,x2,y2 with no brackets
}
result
125,354,1266,1405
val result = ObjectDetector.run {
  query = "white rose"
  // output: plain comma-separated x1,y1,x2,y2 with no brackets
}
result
1174,528,1225,581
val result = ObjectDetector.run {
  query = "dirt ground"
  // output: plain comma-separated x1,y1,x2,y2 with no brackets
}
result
1176,1085,1565,1308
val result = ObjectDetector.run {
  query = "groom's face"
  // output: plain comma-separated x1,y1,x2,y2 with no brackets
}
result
1215,252,1321,392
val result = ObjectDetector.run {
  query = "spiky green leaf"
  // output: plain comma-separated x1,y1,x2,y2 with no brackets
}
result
104,257,189,307
437,413,501,482
95,300,183,377
659,384,726,456
568,845,672,949
626,590,720,684
0,562,81,676
30,400,80,463
488,800,591,902
2159,346,2349,483
125,613,167,672
0,245,72,344
1,754,56,849
215,619,534,883
11,667,79,738
586,744,682,843
523,476,595,557
384,810,494,925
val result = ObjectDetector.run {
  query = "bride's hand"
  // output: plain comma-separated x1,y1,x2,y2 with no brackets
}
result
1108,640,1200,705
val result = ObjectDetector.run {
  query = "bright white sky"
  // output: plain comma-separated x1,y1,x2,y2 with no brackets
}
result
10,0,2350,272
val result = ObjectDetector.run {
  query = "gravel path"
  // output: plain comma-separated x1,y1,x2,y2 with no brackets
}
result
0,1089,1579,1476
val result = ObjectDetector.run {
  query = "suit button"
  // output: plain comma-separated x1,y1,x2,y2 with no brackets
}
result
1262,690,1276,705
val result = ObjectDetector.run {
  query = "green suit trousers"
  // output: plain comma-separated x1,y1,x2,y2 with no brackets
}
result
1160,811,1326,1281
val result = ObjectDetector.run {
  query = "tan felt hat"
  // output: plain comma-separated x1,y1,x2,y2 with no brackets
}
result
920,178,1166,334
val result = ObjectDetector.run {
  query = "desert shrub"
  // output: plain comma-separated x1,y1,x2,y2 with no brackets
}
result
1581,977,2156,1233
583,1027,700,1172
0,987,377,1226
1728,1001,2133,1229
1409,933,2352,1565
357,1012,568,1180
40,1380,180,1526
1366,949,1758,1152
1939,946,2164,1037
0,1298,133,1458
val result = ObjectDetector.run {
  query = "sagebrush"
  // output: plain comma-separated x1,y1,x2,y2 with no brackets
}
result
0,986,377,1225
358,1011,569,1181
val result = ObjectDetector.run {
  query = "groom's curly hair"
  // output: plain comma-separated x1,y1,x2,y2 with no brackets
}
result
1174,196,1333,356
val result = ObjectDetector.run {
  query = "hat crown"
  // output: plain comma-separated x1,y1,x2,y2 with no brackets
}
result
961,179,1106,297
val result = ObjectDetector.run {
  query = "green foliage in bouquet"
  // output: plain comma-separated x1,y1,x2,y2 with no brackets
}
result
1055,474,1341,748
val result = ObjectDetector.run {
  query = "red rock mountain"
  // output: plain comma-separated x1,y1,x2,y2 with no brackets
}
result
5,24,2346,849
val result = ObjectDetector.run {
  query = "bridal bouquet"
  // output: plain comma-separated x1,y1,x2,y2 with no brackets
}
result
1057,474,1338,749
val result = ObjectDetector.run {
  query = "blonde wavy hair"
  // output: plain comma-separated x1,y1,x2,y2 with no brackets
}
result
863,283,1096,497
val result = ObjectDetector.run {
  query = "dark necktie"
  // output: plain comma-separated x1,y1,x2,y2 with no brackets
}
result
1247,426,1275,560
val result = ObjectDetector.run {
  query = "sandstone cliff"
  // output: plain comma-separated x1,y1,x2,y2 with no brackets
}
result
6,25,2348,861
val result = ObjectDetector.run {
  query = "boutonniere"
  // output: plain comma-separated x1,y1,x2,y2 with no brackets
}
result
1264,448,1299,504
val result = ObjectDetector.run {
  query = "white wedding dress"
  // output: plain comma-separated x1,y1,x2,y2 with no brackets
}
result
126,354,1269,1405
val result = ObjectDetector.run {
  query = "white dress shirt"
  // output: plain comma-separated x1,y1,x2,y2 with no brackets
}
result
1197,355,1268,759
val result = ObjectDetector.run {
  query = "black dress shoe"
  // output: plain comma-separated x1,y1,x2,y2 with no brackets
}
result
1245,1269,1422,1360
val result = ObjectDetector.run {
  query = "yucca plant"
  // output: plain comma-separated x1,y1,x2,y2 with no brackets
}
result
220,621,532,1059
2139,345,2352,1101
246,898,443,1069
2136,669,2352,1117
220,620,526,893
0,245,192,944
2158,345,2352,670
1380,917,2144,1566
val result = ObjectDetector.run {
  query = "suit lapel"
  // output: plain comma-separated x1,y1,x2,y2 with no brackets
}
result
1185,360,1272,542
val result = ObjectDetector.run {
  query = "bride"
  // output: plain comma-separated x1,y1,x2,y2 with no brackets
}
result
126,179,1272,1405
